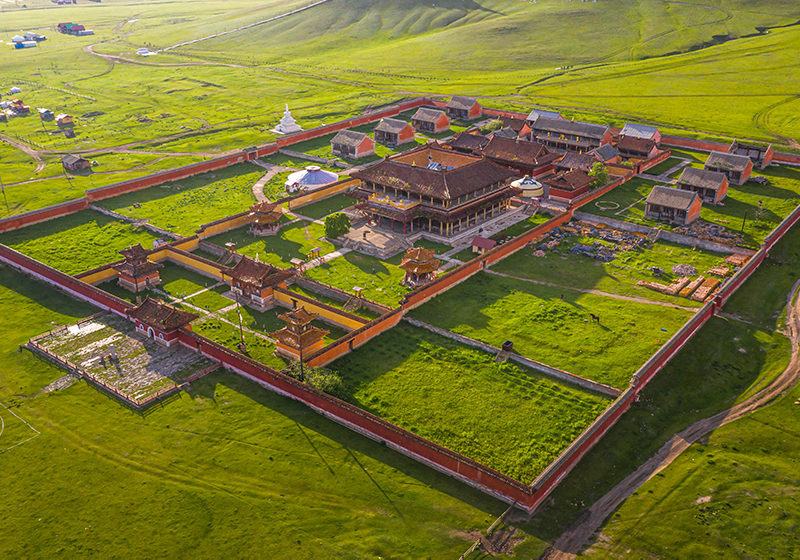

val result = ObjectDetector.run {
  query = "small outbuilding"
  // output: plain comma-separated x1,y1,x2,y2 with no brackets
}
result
373,117,415,146
728,139,773,170
113,244,162,293
38,108,54,121
399,247,440,287
676,167,729,204
614,135,659,160
61,154,90,171
471,236,497,254
511,175,546,198
411,107,450,134
127,297,198,347
56,113,73,126
704,151,753,185
445,96,482,121
618,123,661,144
540,169,594,201
644,186,702,226
223,256,293,307
330,129,375,159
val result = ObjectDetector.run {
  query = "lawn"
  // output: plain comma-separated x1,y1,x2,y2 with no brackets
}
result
0,266,534,559
95,163,264,235
408,272,694,389
644,157,684,176
582,167,800,246
327,323,612,483
205,221,334,268
584,367,800,560
260,170,295,201
222,304,348,346
287,285,382,320
191,315,290,371
0,210,161,275
294,193,354,220
491,234,729,306
494,211,555,239
305,251,408,308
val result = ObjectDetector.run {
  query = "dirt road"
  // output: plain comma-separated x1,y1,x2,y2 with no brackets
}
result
541,280,800,559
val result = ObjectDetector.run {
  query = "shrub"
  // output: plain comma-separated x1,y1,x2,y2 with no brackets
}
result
324,212,351,239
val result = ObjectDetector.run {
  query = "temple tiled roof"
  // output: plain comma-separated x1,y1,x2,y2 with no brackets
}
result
447,131,489,152
225,256,292,288
446,96,478,111
480,135,557,167
706,151,751,172
619,123,659,140
541,169,593,192
332,129,369,148
555,152,598,172
128,297,198,331
615,135,656,154
646,185,698,210
118,244,149,259
412,107,446,123
677,167,727,191
374,117,410,134
530,117,609,140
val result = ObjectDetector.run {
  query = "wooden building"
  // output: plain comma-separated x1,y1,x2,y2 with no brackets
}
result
56,113,73,126
374,117,415,147
528,117,612,153
553,152,598,173
704,151,753,185
445,96,482,120
248,201,284,236
618,123,661,144
350,144,518,237
222,256,293,307
411,107,450,134
728,140,773,169
644,186,702,225
676,167,729,204
270,306,329,360
61,154,91,171
127,297,198,347
447,131,489,154
331,129,375,159
614,135,659,160
525,109,561,129
471,236,497,255
399,247,440,286
113,244,162,292
539,169,594,200
478,135,559,176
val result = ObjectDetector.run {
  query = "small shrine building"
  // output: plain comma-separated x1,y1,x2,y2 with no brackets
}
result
113,244,162,292
399,247,440,286
270,306,329,360
127,297,198,346
249,201,284,236
222,256,293,307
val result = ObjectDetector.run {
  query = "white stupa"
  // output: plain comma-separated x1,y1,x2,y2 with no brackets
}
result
285,165,338,193
273,104,302,135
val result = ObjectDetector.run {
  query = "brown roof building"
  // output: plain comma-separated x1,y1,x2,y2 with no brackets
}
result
540,169,594,200
704,151,753,185
128,297,198,346
728,139,773,169
479,135,560,176
554,152,599,173
350,144,518,237
614,135,659,159
676,167,729,204
374,117,415,147
249,201,284,236
411,107,450,134
270,306,330,360
445,96,482,120
528,117,613,153
447,131,489,154
223,256,293,307
644,186,702,225
113,244,162,293
399,247,440,286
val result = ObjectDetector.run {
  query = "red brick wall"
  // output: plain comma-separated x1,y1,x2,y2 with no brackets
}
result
0,198,88,234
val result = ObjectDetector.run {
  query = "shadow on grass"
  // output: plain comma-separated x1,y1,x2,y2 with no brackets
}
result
191,369,510,518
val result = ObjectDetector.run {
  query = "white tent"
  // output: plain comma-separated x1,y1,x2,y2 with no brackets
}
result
284,166,338,193
10,86,22,94
11,35,25,43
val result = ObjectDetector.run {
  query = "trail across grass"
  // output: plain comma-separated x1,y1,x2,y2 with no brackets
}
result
409,272,694,388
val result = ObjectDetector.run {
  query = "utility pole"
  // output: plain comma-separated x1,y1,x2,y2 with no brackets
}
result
741,209,748,233
236,297,246,353
0,174,8,216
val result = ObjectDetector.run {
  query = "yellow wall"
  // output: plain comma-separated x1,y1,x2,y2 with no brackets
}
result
197,214,255,239
273,289,367,331
287,179,359,211
172,237,200,251
161,248,225,280
79,266,119,285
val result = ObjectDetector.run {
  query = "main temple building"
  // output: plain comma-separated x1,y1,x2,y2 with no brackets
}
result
350,144,518,236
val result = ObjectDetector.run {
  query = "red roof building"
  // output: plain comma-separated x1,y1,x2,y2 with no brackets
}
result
127,297,198,346
223,256,293,307
540,169,594,201
113,244,162,293
270,306,330,360
399,247,440,286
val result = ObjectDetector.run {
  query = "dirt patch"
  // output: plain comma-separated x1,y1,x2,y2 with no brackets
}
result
695,495,712,504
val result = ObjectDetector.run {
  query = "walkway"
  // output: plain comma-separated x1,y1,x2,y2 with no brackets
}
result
541,279,800,559
250,162,296,202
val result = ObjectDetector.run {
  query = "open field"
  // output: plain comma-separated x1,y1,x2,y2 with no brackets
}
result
583,368,800,559
205,220,334,268
0,210,161,275
327,322,611,483
491,232,729,306
95,163,263,235
408,271,694,388
0,264,545,559
584,166,800,246
305,251,408,308
294,193,354,220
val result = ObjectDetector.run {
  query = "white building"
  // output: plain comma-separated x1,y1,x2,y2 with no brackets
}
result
274,104,302,134
284,166,338,194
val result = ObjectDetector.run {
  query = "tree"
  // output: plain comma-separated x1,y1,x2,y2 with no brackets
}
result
479,119,503,135
324,212,351,239
589,162,610,188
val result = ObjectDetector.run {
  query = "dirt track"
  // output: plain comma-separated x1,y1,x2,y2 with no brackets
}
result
540,279,800,559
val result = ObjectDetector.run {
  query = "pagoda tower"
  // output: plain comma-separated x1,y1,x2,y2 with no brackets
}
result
113,244,163,293
270,306,329,360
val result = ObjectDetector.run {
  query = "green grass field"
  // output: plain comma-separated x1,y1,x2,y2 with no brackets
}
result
328,322,611,482
0,265,547,559
294,193,354,220
206,220,334,268
491,234,728,306
409,271,694,388
95,163,263,235
0,210,161,275
305,251,409,308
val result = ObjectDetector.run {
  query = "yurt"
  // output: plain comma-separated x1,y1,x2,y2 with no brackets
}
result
284,166,338,194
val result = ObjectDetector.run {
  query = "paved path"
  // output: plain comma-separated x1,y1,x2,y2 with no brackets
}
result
250,163,295,202
540,279,800,559
296,248,352,272
484,269,699,312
